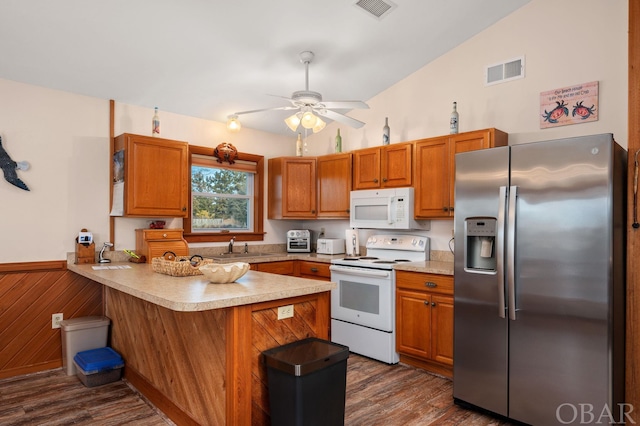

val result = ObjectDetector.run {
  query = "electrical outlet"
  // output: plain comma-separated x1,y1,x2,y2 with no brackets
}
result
52,313,63,329
277,305,294,320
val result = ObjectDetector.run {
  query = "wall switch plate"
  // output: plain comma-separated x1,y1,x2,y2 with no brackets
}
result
52,313,63,329
277,305,294,320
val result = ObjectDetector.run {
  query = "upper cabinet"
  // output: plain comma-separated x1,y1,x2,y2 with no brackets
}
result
353,142,412,190
414,128,508,219
268,154,352,219
268,157,317,219
317,152,352,218
114,133,189,218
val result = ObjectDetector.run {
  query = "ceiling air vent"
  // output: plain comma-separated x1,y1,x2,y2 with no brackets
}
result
485,56,525,86
354,0,397,20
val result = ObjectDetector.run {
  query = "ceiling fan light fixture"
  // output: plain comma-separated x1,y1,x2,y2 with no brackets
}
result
284,113,301,132
312,117,326,133
301,110,318,129
226,115,241,132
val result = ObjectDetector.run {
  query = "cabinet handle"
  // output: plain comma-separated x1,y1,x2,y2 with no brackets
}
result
311,267,318,272
182,207,187,211
432,302,436,307
443,207,449,212
424,301,430,306
311,210,316,214
383,177,387,182
449,206,454,212
346,209,350,213
373,178,379,183
162,233,168,238
425,282,437,288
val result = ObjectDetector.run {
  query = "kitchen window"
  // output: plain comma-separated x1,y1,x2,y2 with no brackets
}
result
184,146,264,243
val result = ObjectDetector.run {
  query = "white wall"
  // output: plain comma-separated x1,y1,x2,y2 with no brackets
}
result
301,0,628,252
0,0,628,262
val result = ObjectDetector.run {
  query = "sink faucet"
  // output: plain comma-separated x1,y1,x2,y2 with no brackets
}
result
228,237,235,254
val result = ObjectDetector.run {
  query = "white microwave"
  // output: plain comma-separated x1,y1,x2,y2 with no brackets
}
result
350,187,430,230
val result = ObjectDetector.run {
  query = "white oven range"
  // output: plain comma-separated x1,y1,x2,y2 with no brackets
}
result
329,234,429,364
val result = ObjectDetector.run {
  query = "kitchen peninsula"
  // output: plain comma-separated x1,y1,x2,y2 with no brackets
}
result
67,260,335,426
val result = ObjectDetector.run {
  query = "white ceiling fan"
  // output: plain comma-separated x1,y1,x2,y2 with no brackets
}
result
227,51,369,133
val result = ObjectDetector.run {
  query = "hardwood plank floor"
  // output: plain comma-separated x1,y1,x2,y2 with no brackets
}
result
0,355,512,425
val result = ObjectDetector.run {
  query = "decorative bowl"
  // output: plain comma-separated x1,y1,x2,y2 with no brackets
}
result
199,262,250,283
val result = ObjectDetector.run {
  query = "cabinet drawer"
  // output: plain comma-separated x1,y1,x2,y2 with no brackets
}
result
396,271,453,295
298,261,331,280
255,261,295,276
140,230,185,241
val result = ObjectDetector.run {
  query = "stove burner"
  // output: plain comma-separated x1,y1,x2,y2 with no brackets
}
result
358,256,379,260
373,260,397,264
341,257,360,261
394,259,411,263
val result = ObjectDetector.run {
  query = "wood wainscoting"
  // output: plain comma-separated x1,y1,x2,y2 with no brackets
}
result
0,261,104,379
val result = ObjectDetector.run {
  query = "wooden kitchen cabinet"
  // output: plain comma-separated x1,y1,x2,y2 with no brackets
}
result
252,260,296,276
414,128,507,218
298,260,331,281
268,157,317,219
317,152,352,218
135,228,189,261
396,270,454,377
114,133,189,218
353,142,412,190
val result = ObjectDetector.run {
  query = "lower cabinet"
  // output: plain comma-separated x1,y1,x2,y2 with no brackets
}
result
396,270,454,377
251,261,296,275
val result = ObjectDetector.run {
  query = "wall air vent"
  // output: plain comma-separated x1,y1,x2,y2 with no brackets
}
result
485,56,525,86
354,0,397,20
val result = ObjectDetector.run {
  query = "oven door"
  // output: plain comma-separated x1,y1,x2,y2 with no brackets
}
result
329,264,394,332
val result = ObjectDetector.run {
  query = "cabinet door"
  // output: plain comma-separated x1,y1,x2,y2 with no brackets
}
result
317,153,352,218
255,261,296,275
431,294,454,366
268,157,317,219
119,134,189,217
352,147,381,189
414,137,450,218
448,129,493,215
382,142,412,187
396,288,431,359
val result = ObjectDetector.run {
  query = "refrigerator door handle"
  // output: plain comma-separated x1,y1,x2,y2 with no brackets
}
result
507,185,518,320
497,186,507,318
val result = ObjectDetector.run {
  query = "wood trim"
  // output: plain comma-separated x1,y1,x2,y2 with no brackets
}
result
0,360,61,380
0,260,66,273
124,365,200,426
628,1,639,421
399,354,452,379
109,99,115,250
226,304,253,426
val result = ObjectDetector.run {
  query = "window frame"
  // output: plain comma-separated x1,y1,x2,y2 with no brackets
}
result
184,145,264,243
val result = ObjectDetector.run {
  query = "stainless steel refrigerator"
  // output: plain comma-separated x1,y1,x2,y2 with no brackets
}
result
453,133,626,425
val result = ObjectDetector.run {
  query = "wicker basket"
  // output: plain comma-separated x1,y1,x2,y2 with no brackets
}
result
151,256,214,277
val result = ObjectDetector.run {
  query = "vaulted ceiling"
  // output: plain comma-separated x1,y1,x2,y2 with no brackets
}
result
0,0,530,135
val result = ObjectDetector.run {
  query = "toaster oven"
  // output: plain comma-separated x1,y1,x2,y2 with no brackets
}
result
286,230,312,253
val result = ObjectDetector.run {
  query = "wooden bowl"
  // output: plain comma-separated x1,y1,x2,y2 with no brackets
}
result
199,262,249,283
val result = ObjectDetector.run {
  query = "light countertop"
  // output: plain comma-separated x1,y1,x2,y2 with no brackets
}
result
67,258,335,312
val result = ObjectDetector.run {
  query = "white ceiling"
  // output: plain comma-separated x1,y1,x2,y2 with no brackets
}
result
0,0,530,135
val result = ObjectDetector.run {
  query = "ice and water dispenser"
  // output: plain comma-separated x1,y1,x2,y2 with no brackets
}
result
465,218,497,272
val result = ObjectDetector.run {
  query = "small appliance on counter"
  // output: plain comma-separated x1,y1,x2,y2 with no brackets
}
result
345,229,360,256
316,238,345,255
286,230,312,253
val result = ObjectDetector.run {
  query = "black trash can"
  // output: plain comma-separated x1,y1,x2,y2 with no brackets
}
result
263,337,349,426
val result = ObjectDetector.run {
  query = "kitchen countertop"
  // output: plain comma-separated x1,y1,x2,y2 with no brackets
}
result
67,256,335,312
196,251,454,275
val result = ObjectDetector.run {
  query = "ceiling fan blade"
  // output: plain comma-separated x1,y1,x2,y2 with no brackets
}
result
316,109,366,129
321,100,369,110
234,105,297,116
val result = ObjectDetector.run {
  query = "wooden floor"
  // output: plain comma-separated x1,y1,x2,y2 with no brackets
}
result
0,355,512,425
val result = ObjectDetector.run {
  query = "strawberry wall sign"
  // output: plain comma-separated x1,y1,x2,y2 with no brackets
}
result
540,81,598,128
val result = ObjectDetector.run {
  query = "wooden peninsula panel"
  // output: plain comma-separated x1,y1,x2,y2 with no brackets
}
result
105,287,330,426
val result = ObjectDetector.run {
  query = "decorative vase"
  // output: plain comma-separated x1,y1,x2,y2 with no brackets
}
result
335,129,342,153
450,102,459,134
152,107,160,137
383,117,390,145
